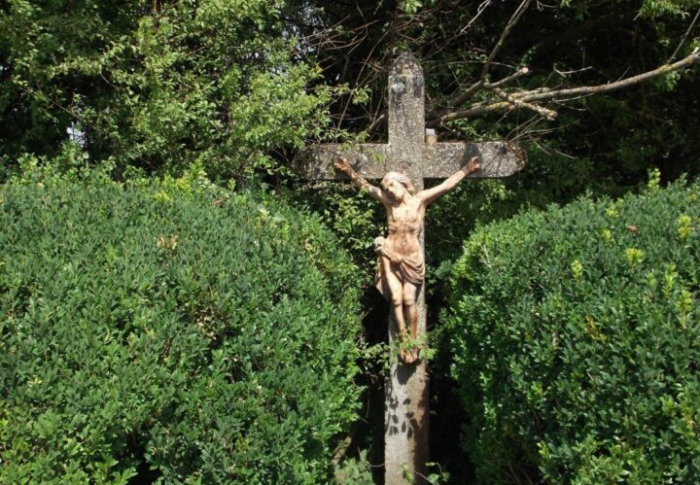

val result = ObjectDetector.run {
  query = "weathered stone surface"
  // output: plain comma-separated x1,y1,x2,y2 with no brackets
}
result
386,312,429,485
384,52,429,485
388,52,425,146
299,52,526,485
295,144,388,180
297,140,525,181
421,141,526,179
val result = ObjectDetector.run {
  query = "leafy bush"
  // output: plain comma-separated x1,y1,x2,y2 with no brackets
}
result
446,179,700,485
0,173,362,485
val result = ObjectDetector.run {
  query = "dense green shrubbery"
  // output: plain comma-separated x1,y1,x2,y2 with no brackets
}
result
447,178,700,485
0,172,362,485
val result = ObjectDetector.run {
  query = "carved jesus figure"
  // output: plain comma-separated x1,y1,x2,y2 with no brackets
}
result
334,155,481,364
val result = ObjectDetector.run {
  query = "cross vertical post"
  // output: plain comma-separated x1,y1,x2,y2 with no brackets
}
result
296,52,526,485
384,53,430,485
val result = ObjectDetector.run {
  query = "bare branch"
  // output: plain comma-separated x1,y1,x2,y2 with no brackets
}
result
490,67,530,88
667,7,700,63
428,49,700,126
513,48,699,104
554,66,593,77
491,86,558,120
430,101,513,124
427,66,530,122
367,112,386,135
444,79,485,111
431,0,534,116
460,0,494,34
481,0,534,79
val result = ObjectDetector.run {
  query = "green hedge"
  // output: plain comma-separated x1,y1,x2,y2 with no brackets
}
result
0,174,362,485
447,179,700,485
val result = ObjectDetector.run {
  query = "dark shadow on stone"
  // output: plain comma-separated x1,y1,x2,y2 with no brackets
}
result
396,359,417,385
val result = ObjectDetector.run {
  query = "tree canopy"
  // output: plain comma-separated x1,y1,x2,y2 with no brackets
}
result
3,0,698,268
2,0,698,185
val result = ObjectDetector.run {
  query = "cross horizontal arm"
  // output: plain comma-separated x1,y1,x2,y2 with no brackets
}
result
296,144,390,180
421,141,526,179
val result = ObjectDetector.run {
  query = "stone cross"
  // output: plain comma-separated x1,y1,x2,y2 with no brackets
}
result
297,52,525,485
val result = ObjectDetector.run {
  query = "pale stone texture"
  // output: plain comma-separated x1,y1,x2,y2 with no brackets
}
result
298,52,526,485
384,52,430,485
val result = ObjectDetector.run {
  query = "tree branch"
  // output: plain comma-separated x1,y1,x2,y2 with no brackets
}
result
490,66,530,88
428,48,699,126
492,86,558,120
431,101,513,124
667,7,700,63
480,0,533,80
367,112,385,135
427,66,530,121
444,79,485,111
432,0,533,115
513,48,699,104
460,0,494,34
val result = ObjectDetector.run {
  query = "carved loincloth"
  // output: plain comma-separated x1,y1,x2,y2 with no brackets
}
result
374,236,425,300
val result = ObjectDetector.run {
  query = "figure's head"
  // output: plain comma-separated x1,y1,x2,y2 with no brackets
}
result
381,171,416,201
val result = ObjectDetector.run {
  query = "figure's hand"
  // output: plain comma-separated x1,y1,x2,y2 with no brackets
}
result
466,156,481,174
334,157,353,174
373,236,385,253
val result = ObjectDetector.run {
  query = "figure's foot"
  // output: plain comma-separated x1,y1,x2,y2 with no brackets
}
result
412,346,420,362
400,348,415,364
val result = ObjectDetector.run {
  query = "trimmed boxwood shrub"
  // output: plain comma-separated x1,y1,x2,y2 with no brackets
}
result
447,180,700,485
0,174,362,485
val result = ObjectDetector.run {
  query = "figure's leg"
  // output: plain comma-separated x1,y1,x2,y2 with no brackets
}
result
381,255,414,364
402,281,422,360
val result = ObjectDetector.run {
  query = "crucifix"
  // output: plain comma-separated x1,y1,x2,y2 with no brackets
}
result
297,52,525,485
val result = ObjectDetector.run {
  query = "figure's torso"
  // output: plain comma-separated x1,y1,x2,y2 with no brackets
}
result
384,195,424,257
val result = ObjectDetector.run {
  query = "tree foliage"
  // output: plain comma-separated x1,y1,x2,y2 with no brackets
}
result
3,0,698,187
1,0,330,178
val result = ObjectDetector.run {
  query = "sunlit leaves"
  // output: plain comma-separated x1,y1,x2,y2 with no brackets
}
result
447,180,700,484
0,173,363,484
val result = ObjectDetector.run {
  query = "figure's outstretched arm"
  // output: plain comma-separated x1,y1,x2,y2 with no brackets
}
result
334,157,387,204
419,156,481,205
